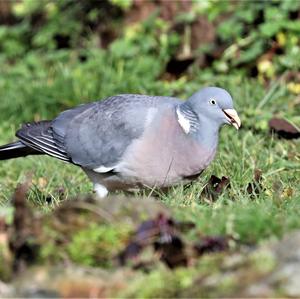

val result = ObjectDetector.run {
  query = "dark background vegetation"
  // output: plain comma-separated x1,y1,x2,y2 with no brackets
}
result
0,0,299,297
0,0,300,121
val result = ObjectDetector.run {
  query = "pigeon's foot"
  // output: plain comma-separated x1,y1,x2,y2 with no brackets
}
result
94,183,108,199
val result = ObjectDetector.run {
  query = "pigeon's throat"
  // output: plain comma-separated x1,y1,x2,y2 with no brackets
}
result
176,105,199,134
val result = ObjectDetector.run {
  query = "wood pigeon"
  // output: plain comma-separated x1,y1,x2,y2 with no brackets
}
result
0,87,241,198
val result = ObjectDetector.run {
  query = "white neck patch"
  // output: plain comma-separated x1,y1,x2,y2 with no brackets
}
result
176,108,190,134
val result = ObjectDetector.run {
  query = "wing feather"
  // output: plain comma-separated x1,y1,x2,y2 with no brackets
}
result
16,121,70,162
16,94,179,168
51,94,179,169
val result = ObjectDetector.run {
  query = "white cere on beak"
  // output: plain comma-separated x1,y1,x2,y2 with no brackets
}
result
176,108,190,134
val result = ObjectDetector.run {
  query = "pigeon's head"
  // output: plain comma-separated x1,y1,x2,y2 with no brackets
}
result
185,87,241,130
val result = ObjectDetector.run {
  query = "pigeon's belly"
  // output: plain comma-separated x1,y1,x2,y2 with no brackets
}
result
115,110,217,188
117,144,216,187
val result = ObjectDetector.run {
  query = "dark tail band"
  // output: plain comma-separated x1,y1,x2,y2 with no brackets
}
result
0,141,41,160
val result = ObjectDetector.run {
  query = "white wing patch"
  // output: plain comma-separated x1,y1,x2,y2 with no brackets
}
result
176,108,190,134
93,165,115,173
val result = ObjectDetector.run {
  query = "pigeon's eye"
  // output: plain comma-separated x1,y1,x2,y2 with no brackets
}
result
209,99,217,105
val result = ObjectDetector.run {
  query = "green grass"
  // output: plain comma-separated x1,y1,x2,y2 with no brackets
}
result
0,49,299,246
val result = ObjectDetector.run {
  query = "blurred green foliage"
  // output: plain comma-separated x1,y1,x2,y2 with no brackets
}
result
0,0,299,79
0,0,299,125
202,0,300,78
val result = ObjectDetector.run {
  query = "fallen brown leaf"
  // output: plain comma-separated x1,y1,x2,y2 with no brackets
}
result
194,236,229,256
247,169,264,197
9,179,40,274
118,213,187,268
269,117,300,139
201,175,231,202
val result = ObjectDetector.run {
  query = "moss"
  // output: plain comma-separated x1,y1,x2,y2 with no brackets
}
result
66,223,131,267
122,265,194,298
39,221,131,268
0,244,13,281
249,247,277,275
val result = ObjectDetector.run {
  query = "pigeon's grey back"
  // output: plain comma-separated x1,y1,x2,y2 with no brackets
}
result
52,94,181,168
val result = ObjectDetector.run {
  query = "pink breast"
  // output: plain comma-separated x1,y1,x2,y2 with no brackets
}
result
118,110,217,187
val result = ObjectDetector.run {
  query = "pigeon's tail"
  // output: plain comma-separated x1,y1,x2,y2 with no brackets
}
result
0,141,41,160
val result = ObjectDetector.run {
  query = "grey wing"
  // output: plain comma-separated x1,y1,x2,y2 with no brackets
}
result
51,94,178,169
